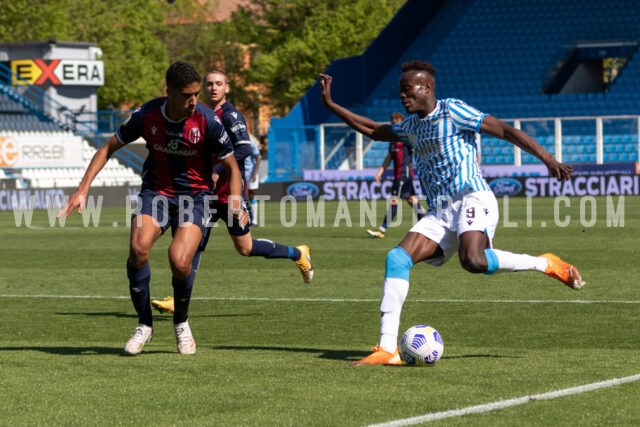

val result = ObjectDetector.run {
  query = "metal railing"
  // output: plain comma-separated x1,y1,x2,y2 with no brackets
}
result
268,115,640,181
0,62,144,173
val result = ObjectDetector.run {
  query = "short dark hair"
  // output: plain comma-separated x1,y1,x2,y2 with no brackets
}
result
166,61,201,90
401,60,436,76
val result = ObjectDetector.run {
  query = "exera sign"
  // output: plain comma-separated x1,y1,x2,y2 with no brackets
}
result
9,59,104,86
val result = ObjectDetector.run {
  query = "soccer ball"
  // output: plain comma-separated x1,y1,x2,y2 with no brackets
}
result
399,324,444,366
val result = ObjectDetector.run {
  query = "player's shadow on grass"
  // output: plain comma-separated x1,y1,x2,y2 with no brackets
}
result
213,345,522,362
0,346,123,355
213,344,364,361
55,311,261,320
0,345,181,356
55,311,138,319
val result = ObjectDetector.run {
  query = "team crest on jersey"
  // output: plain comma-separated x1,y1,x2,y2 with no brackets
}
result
231,112,238,119
151,126,158,135
188,128,201,144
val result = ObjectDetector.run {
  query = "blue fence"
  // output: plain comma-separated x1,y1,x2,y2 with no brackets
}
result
267,115,640,182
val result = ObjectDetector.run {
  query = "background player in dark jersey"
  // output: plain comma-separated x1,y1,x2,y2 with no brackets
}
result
58,62,243,356
367,112,425,239
151,70,313,315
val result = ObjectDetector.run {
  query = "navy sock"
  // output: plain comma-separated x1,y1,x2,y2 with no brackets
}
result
382,205,398,229
127,261,152,326
414,202,426,220
250,239,299,259
172,251,201,324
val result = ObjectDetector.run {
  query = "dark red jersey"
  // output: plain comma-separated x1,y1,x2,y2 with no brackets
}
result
116,98,233,197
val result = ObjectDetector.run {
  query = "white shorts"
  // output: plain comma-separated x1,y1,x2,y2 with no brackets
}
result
248,174,259,191
409,190,499,267
245,168,259,191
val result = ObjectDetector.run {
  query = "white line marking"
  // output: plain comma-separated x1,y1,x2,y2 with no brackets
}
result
366,373,640,427
2,293,638,425
0,295,639,304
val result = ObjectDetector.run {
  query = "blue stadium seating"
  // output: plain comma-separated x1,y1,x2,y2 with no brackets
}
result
356,0,640,167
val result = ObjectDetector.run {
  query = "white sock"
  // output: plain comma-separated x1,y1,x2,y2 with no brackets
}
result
491,249,548,273
251,201,258,225
379,277,409,352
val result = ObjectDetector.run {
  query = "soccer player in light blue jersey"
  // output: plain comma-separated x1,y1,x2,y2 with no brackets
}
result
320,60,585,366
245,134,262,227
367,112,426,239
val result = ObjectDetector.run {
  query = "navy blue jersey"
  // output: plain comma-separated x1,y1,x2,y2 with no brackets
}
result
116,98,233,197
213,101,252,203
215,101,251,150
388,141,414,180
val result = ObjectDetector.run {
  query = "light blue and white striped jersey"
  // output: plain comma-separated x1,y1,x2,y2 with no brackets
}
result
391,98,490,208
244,136,261,182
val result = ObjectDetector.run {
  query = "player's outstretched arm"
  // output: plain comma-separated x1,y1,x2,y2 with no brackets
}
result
481,115,573,181
319,74,397,142
375,153,392,183
57,136,122,218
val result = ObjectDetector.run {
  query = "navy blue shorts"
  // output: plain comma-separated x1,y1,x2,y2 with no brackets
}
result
133,189,213,249
208,201,251,237
391,176,415,200
198,200,250,251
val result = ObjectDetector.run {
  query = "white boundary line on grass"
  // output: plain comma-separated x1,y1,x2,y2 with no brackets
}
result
366,373,640,427
0,294,640,304
3,293,639,425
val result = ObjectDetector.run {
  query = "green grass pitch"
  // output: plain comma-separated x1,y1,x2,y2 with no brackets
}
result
1,196,638,426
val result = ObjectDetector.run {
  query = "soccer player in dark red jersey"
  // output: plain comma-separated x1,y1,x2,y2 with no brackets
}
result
59,62,243,356
205,70,312,282
367,112,426,239
151,69,314,316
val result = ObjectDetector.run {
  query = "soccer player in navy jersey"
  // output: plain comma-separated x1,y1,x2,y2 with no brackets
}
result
59,62,243,356
150,70,313,315
320,60,585,366
367,111,426,239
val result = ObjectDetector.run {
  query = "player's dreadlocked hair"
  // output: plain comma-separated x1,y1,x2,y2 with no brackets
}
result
401,60,436,76
166,61,201,90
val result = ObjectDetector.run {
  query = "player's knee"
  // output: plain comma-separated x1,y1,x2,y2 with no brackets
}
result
459,251,488,273
129,243,151,266
232,236,252,256
169,256,192,279
236,245,251,257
